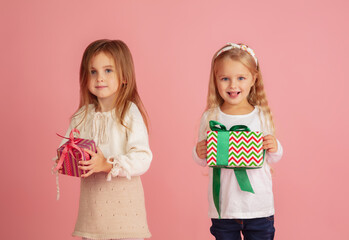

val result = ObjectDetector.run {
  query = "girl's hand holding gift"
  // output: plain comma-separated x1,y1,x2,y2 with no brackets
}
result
79,147,112,178
263,135,278,153
196,140,207,159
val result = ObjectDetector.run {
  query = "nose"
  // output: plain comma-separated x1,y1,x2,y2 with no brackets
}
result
97,73,104,82
230,78,237,88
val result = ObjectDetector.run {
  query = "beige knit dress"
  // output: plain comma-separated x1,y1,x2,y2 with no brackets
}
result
61,103,152,239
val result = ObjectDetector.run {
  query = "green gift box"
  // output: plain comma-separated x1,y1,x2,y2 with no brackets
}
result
206,121,266,218
207,124,264,168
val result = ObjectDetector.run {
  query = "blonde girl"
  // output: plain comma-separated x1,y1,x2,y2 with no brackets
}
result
193,43,283,240
57,39,152,240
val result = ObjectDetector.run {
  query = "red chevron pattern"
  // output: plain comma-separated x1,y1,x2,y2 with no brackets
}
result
229,136,262,143
206,130,264,168
228,131,264,167
206,131,218,166
228,146,263,154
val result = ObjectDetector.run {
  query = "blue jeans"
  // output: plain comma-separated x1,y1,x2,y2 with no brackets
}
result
210,216,275,240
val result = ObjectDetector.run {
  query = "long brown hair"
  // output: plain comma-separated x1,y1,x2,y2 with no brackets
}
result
74,39,148,130
206,43,275,134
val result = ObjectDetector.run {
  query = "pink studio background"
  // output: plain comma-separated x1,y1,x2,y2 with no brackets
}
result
1,0,348,239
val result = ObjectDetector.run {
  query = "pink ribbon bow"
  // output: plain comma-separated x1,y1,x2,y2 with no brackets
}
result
54,128,89,172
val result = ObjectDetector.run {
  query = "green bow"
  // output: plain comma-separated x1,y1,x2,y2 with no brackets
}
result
210,121,251,132
208,120,265,218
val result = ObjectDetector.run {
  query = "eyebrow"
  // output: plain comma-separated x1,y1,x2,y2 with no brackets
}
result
216,75,227,78
217,73,249,77
89,65,115,69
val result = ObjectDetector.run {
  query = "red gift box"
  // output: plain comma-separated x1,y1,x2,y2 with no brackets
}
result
55,129,96,177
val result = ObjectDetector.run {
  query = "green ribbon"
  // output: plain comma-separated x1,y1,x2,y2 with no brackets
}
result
209,120,264,218
209,121,251,132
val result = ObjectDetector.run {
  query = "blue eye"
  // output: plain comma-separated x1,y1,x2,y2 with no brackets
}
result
90,70,96,75
238,77,245,81
221,77,229,81
106,69,112,73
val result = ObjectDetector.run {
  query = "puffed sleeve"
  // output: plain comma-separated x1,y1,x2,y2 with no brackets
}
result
106,103,152,180
192,111,209,167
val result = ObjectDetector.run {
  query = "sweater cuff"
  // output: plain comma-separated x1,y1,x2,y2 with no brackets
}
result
106,155,132,181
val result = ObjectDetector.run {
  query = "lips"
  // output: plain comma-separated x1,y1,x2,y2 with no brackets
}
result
227,91,241,98
96,86,107,89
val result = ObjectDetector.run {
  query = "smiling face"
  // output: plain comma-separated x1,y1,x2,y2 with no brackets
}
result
215,57,255,109
87,51,120,111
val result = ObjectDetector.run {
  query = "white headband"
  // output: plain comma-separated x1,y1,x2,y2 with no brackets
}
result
215,43,258,65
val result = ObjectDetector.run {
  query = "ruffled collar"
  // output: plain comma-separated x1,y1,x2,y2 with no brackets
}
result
86,105,116,146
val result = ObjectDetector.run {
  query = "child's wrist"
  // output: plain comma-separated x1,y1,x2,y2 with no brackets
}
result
104,158,113,172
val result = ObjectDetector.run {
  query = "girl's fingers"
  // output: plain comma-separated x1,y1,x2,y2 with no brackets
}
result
264,139,277,145
81,170,94,178
198,147,207,156
267,148,277,153
199,147,207,152
83,148,96,156
200,151,207,156
264,136,275,143
264,137,274,142
263,135,277,152
264,143,277,150
79,165,93,171
79,160,93,166
196,140,208,158
197,146,205,153
263,143,272,149
197,144,205,150
263,134,274,139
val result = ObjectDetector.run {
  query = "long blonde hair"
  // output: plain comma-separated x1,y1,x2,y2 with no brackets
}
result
74,39,148,131
206,43,275,134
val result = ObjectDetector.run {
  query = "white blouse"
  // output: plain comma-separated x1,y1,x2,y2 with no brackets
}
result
193,107,283,219
60,102,152,179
